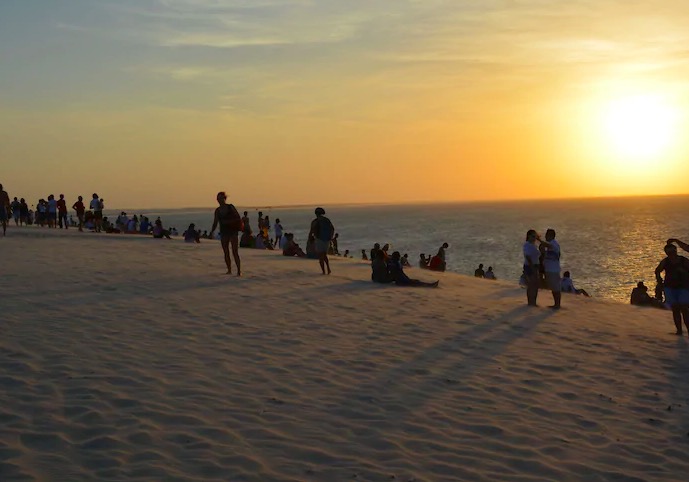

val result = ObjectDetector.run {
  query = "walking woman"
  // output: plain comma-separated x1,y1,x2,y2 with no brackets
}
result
210,191,242,276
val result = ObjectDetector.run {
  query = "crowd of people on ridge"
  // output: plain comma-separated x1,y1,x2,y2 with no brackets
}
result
3,185,688,331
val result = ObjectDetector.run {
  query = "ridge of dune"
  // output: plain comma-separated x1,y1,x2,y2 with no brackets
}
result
1,228,688,482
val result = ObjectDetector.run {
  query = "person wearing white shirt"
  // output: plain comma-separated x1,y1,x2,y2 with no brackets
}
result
523,229,542,307
540,228,562,310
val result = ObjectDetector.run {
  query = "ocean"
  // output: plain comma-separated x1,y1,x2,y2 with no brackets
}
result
114,195,688,302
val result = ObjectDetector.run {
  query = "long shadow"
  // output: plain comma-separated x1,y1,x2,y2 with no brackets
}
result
327,305,554,424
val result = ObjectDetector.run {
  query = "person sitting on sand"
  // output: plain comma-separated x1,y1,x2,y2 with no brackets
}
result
343,249,350,258
561,271,590,297
306,233,317,259
371,250,393,284
485,267,496,280
428,243,449,272
362,249,368,261
475,264,485,278
283,233,306,257
401,253,411,267
152,219,171,239
255,231,269,249
330,233,340,256
630,282,666,309
388,251,439,288
419,253,430,269
655,243,689,336
184,223,201,243
240,230,255,248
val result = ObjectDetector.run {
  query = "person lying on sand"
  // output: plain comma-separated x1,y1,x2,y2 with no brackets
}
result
388,251,439,288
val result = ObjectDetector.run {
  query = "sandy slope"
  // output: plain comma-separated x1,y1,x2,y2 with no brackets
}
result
1,228,688,482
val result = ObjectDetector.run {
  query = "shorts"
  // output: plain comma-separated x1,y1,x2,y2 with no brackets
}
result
545,272,561,292
315,239,330,254
665,288,689,306
220,228,238,238
94,211,103,220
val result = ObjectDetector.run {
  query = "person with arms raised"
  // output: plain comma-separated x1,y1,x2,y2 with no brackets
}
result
210,191,242,276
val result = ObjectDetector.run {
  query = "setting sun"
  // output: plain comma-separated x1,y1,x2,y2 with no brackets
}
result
602,95,679,161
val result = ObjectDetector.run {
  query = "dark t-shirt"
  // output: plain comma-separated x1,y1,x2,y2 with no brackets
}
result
662,256,689,289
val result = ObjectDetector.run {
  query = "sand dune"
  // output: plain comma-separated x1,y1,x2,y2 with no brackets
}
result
1,228,688,481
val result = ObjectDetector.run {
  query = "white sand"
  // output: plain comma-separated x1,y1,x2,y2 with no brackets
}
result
1,228,688,481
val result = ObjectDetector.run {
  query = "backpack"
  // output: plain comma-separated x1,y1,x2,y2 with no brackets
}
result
317,216,334,241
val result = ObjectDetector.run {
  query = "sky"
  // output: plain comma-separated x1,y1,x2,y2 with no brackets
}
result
1,0,689,208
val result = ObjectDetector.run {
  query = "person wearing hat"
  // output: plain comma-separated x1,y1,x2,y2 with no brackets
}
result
309,207,334,275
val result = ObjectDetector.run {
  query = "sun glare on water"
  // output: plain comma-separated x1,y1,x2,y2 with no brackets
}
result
602,95,679,162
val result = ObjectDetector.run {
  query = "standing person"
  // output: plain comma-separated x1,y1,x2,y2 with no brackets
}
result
19,198,28,226
210,191,242,276
241,211,252,235
0,184,9,236
655,243,689,336
57,194,68,229
274,218,283,248
668,239,689,253
257,211,264,235
523,229,542,307
47,195,58,228
309,207,334,275
540,228,562,310
11,197,20,226
90,194,103,233
72,196,86,232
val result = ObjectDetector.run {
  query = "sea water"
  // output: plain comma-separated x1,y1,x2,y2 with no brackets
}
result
115,195,688,302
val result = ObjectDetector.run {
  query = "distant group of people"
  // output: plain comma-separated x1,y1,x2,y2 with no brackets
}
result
474,264,496,280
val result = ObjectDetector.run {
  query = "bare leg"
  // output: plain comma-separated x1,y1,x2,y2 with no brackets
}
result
681,306,689,335
221,235,232,274
671,306,683,334
321,253,331,274
318,254,326,274
230,234,241,276
552,290,561,309
526,272,539,306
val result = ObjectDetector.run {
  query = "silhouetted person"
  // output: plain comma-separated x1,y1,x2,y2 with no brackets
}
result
370,243,381,262
388,251,439,288
401,253,410,267
361,249,368,261
655,243,689,335
668,238,689,254
485,267,496,280
523,230,541,307
309,207,334,275
475,264,485,278
371,250,392,284
540,228,562,310
630,282,664,309
72,196,85,232
0,184,9,236
210,191,242,276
